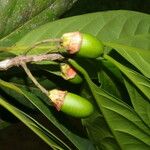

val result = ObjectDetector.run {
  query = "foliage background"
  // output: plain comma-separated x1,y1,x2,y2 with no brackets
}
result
0,0,150,149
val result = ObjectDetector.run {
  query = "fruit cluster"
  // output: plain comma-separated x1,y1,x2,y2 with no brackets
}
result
48,31,104,118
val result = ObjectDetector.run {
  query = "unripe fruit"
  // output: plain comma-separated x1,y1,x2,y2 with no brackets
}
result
60,63,82,84
48,89,94,118
61,31,104,58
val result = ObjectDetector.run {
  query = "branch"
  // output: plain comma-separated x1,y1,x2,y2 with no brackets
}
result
0,53,64,71
21,63,49,97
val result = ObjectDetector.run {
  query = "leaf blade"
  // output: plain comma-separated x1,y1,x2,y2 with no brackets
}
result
104,55,150,100
69,59,150,150
105,42,150,78
0,0,78,47
0,97,65,150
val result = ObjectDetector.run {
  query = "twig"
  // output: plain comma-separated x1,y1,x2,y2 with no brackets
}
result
0,53,64,71
23,38,62,55
21,63,49,97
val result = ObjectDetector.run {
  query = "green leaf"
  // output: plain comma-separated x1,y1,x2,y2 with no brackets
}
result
124,78,150,128
69,59,150,150
83,113,120,150
0,73,58,109
99,59,131,106
104,55,150,101
0,51,16,60
109,34,150,51
0,97,67,150
105,42,150,78
0,119,10,130
81,86,120,150
7,10,150,55
75,58,102,79
98,64,122,99
0,0,77,47
0,79,95,150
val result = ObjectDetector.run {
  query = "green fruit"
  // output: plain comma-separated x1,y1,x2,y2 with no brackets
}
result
60,63,82,84
68,74,82,84
61,31,104,58
48,89,94,118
